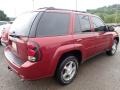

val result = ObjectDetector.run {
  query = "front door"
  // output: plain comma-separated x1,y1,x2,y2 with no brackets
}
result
91,16,112,53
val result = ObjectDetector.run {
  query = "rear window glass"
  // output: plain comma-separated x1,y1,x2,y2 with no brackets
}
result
74,14,91,33
9,12,39,36
36,12,70,37
78,15,91,32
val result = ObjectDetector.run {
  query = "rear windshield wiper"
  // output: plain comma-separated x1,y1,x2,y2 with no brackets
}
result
9,34,20,38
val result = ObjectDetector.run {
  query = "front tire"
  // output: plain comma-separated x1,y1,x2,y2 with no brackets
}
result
55,55,79,85
106,40,118,56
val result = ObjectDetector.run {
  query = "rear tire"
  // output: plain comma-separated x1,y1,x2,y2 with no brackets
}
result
106,40,118,56
55,55,79,85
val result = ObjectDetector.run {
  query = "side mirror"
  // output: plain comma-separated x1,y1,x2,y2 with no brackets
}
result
108,26,114,31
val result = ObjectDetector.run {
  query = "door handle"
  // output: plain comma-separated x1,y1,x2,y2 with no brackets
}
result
96,36,103,39
76,39,82,42
96,36,100,38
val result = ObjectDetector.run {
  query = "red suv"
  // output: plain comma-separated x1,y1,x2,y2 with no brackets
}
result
4,7,119,85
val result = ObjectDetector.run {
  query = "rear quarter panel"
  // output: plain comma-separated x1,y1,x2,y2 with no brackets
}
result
29,35,75,76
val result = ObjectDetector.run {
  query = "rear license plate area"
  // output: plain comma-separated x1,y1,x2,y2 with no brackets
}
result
12,42,17,51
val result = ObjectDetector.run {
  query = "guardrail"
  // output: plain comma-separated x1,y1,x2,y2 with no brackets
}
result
106,23,120,27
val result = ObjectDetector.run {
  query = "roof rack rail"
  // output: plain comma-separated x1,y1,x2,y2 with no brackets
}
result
37,7,87,13
73,10,87,13
37,7,55,10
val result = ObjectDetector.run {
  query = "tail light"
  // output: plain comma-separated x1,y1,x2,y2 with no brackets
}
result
27,41,41,62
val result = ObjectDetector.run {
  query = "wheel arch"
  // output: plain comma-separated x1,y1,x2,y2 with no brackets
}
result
57,50,83,65
48,44,84,77
53,49,83,76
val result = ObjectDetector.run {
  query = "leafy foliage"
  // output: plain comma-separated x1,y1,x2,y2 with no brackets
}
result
87,4,120,23
0,10,9,21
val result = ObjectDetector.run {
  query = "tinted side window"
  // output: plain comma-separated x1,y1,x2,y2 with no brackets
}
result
92,17,106,31
75,14,91,33
36,12,70,37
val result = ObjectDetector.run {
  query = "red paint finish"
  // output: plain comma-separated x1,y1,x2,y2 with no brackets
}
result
4,9,119,80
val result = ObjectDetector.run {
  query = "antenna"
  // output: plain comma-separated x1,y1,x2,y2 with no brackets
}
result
14,8,17,17
32,0,34,9
76,0,78,10
115,4,118,23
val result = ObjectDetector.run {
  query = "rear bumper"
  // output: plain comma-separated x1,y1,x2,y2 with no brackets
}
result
4,47,51,80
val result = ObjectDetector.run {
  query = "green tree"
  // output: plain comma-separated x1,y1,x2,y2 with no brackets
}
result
0,10,9,21
87,4,120,23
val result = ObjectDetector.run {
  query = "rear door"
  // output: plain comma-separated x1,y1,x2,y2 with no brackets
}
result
73,14,97,61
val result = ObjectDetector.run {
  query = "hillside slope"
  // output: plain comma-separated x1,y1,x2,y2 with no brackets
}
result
87,4,120,23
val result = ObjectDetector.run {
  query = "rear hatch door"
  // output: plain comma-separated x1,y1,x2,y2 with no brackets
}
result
8,11,41,62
